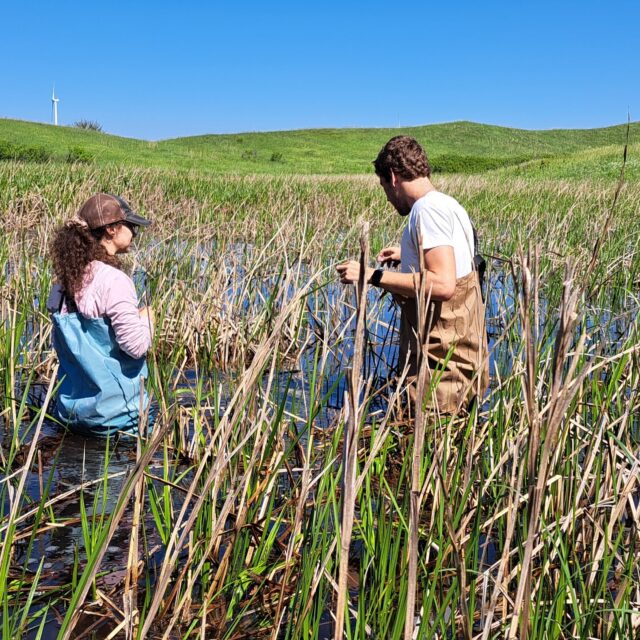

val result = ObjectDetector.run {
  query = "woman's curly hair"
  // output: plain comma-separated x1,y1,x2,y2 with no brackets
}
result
50,221,122,301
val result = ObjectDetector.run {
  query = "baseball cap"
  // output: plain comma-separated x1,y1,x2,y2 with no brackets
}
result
77,193,151,230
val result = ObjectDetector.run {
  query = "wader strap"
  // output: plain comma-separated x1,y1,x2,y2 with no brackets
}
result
64,295,78,313
46,284,78,314
449,209,487,299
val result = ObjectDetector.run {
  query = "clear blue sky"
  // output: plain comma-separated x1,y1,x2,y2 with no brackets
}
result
1,0,638,140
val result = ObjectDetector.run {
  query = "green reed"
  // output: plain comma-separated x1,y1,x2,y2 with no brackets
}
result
1,160,639,638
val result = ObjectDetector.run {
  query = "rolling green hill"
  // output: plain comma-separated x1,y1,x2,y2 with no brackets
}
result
498,143,637,181
0,117,636,177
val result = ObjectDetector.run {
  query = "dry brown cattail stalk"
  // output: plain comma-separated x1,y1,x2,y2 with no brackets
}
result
123,377,149,638
0,364,58,576
335,222,369,640
139,253,321,638
404,242,430,640
509,254,586,640
62,419,173,640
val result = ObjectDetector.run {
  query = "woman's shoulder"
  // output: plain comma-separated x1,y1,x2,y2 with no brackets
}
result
77,261,135,315
89,261,133,285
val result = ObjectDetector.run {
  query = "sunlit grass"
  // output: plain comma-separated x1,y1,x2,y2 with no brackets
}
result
0,117,636,176
1,161,639,638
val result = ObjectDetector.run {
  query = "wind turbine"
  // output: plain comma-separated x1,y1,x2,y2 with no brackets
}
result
51,87,59,125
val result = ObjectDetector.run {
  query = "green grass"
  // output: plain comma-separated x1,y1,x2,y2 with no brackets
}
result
0,117,637,176
500,143,640,180
1,158,639,638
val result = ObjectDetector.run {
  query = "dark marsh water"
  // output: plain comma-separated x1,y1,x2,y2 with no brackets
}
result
3,261,640,638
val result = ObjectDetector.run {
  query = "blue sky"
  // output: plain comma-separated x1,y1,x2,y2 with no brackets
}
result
1,0,638,140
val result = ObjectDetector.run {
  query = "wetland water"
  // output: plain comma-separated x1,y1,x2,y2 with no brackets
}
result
4,258,640,639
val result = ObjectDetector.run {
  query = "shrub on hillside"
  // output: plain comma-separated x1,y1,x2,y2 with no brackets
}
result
20,145,51,162
73,120,103,132
270,152,284,163
66,146,94,164
0,140,14,160
0,140,52,163
241,149,258,161
431,154,532,174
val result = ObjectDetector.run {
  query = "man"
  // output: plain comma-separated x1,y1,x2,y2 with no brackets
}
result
336,136,488,414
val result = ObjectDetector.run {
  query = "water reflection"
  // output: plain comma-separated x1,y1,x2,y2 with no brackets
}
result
4,258,640,638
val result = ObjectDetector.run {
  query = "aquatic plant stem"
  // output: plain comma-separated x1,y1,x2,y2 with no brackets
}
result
123,378,148,638
335,223,369,640
58,421,172,640
0,364,57,588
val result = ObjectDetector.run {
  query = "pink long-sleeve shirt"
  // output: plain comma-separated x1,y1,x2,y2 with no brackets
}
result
67,261,153,359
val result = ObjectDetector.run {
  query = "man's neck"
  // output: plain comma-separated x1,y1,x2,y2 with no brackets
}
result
402,176,435,208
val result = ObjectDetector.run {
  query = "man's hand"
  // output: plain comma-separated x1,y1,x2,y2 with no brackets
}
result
336,260,374,285
377,246,401,266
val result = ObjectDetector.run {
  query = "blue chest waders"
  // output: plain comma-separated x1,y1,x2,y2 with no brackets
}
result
51,306,150,436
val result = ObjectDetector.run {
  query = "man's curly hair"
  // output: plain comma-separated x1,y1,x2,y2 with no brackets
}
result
50,221,122,301
373,136,432,182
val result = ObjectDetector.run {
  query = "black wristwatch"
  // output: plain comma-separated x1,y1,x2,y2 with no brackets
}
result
369,269,384,287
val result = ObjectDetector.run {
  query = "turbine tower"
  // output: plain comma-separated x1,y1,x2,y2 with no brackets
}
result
51,87,59,126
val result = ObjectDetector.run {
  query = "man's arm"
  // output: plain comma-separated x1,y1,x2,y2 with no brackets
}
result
336,245,457,301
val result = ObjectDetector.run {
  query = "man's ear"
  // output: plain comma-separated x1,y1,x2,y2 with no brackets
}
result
104,226,117,239
390,170,398,188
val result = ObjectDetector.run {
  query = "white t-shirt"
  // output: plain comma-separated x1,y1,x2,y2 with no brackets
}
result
400,191,475,279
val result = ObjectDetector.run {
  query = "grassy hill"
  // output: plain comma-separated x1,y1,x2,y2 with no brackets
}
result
0,117,636,177
498,143,636,181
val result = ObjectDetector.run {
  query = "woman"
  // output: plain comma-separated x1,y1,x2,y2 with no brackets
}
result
47,193,154,435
